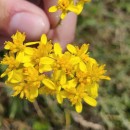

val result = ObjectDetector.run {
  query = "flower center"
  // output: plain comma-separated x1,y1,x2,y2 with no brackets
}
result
58,0,70,10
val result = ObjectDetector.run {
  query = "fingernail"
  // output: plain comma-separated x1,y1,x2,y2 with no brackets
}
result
9,12,49,40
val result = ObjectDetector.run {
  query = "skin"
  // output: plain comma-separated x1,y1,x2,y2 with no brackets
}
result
0,0,77,50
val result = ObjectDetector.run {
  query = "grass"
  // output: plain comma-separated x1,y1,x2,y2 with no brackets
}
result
75,1,130,129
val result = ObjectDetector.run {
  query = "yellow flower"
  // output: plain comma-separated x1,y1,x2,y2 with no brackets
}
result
51,43,80,76
85,63,111,82
39,57,54,73
49,0,79,19
40,63,74,104
6,67,43,102
4,31,25,52
39,43,63,73
12,82,39,102
75,63,110,87
54,54,74,75
38,38,54,73
6,69,23,84
1,53,20,78
25,34,53,68
0,31,111,113
87,83,99,98
41,74,66,104
65,85,97,113
4,31,35,64
23,67,44,83
67,44,96,72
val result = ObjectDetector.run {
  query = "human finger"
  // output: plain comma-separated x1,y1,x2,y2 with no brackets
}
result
43,0,77,49
0,0,50,40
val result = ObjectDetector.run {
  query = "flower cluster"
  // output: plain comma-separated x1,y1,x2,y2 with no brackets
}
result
0,31,110,113
49,0,91,19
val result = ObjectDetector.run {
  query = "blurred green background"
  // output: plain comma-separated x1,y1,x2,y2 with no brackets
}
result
0,0,130,130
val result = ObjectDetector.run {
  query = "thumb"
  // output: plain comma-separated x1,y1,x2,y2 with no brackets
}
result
0,0,50,40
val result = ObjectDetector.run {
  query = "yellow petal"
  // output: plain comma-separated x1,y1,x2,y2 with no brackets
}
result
70,56,80,65
49,6,58,12
12,89,21,97
76,1,84,15
63,79,77,90
84,95,97,107
1,72,7,78
4,42,12,50
24,47,34,55
61,12,67,19
25,41,39,46
8,69,23,83
22,55,31,63
39,57,54,72
60,73,66,85
68,5,79,14
7,71,13,81
40,57,54,65
80,44,89,54
39,64,52,73
24,62,34,67
42,79,55,90
68,79,77,88
79,61,87,72
16,51,24,62
30,88,38,99
67,44,77,54
54,43,62,56
56,93,63,104
100,76,111,80
53,70,61,81
75,102,82,113
20,91,24,99
40,34,47,44
89,58,97,65
90,83,99,98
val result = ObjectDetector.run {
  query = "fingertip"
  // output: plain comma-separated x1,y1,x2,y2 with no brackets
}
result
9,12,50,40
0,0,50,40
